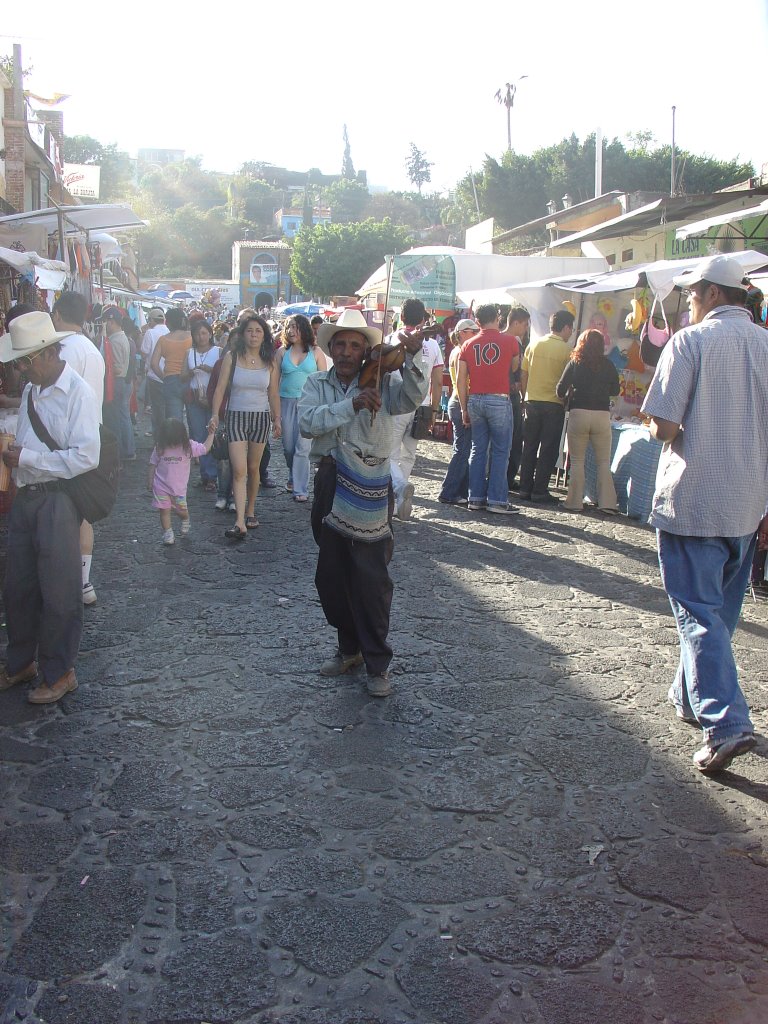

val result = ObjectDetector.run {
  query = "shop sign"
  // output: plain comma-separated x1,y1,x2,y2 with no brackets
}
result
62,163,101,199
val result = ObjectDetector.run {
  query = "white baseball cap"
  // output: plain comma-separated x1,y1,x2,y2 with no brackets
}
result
673,254,748,292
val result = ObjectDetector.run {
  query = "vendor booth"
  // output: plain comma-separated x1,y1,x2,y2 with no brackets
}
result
459,249,768,521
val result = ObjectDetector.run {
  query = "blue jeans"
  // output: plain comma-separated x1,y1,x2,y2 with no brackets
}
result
185,401,217,483
281,397,311,497
162,374,186,423
658,530,756,743
439,396,470,502
105,376,135,460
467,394,513,507
217,458,232,502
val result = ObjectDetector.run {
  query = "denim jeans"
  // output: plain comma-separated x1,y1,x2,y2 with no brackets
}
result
105,376,135,460
162,374,186,423
467,394,513,507
185,401,217,483
147,378,165,439
281,397,311,497
658,529,756,743
217,459,233,502
439,396,470,502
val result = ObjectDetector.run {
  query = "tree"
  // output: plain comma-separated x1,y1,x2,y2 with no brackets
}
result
322,178,370,224
342,124,356,180
291,219,412,298
61,134,134,202
405,144,433,195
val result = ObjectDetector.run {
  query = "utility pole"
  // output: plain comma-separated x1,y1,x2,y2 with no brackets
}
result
671,106,677,196
495,77,528,152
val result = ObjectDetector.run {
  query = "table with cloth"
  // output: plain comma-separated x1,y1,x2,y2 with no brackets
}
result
583,420,663,521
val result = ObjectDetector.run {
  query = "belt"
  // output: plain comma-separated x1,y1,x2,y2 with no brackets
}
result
18,481,63,496
473,393,509,399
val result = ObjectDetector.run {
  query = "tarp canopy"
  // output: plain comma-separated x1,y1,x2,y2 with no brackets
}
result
358,246,606,305
0,247,68,290
675,199,768,241
0,203,147,237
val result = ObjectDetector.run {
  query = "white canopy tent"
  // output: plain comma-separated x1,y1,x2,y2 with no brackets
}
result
0,247,68,290
675,200,768,240
357,246,606,305
0,203,147,237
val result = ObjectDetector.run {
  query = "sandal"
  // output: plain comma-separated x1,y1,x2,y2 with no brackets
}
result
224,525,247,540
294,495,308,503
245,516,260,529
286,482,293,492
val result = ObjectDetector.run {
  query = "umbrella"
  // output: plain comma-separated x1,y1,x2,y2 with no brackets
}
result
169,290,194,300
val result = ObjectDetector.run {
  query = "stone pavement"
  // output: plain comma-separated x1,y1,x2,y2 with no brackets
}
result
1,428,768,1024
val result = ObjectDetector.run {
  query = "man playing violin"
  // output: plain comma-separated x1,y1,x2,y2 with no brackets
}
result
298,308,429,698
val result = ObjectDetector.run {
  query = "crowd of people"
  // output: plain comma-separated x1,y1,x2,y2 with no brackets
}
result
1,254,768,780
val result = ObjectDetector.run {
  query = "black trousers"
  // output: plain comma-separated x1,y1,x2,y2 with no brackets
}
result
519,401,565,496
506,390,523,486
312,461,394,676
4,489,83,683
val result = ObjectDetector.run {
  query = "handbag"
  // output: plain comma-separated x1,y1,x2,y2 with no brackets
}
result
183,351,210,405
639,295,671,368
26,392,120,523
210,354,237,461
410,405,434,440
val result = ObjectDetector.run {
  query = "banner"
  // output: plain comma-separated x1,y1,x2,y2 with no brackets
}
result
62,164,101,199
387,254,456,309
250,260,278,286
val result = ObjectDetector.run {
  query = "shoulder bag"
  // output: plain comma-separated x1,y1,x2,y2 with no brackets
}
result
26,392,120,523
211,354,237,461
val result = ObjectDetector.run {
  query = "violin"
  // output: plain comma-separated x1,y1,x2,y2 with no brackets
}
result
357,321,440,390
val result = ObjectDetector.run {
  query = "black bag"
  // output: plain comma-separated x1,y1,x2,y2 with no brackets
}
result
410,406,434,441
26,392,120,522
211,353,238,460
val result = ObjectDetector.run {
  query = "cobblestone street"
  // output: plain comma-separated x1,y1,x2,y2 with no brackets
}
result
2,430,768,1024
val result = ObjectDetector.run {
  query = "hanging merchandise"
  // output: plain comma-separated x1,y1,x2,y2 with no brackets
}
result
625,294,648,334
639,295,671,368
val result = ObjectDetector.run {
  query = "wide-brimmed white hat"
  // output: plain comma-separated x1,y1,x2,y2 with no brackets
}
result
315,308,382,355
0,311,74,364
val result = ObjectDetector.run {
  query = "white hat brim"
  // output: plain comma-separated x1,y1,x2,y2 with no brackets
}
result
0,329,74,364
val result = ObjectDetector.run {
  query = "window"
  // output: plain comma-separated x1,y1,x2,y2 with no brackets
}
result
621,248,633,262
606,253,616,266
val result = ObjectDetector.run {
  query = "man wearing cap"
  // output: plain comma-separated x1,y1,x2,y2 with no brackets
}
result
51,291,105,607
140,308,169,439
0,312,101,704
298,308,429,697
641,254,768,773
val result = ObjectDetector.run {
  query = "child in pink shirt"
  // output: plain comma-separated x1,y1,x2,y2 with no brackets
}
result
149,418,214,545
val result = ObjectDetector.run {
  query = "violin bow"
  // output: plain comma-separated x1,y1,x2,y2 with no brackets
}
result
370,254,395,423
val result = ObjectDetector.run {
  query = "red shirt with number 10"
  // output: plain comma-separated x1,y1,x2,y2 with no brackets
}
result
458,328,520,395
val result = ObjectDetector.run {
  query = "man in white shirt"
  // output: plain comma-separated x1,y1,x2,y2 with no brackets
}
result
52,291,105,607
387,299,444,520
0,312,100,704
140,307,169,438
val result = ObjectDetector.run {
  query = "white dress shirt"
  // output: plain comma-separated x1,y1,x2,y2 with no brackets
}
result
59,332,105,417
15,362,101,486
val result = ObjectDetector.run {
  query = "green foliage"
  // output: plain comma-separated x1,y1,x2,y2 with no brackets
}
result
137,157,226,213
0,52,33,83
322,178,369,224
61,134,134,202
456,134,754,234
290,219,412,298
405,143,433,194
138,205,245,279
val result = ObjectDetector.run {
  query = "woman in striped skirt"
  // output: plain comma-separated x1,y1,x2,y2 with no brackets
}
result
210,314,281,539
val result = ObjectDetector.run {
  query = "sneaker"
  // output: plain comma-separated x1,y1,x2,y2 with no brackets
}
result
467,502,486,512
397,482,415,521
366,673,393,698
214,498,227,511
228,501,237,513
531,492,560,505
693,732,757,773
82,582,97,606
162,528,175,546
320,650,364,677
180,520,191,536
487,504,520,515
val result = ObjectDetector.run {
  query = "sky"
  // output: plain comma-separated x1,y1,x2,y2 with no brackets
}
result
4,0,767,199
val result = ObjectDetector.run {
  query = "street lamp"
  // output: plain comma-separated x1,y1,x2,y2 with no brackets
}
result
495,77,528,152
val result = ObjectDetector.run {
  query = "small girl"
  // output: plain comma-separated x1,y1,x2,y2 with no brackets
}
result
149,418,214,545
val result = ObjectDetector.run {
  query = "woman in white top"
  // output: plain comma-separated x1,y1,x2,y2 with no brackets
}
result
182,319,220,490
210,314,281,539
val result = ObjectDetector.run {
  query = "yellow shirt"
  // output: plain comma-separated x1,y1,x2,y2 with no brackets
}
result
522,332,572,403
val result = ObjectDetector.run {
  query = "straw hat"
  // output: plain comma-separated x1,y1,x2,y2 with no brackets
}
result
0,311,73,364
315,308,382,356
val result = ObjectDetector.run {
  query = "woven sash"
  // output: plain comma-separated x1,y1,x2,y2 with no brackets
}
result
324,440,391,542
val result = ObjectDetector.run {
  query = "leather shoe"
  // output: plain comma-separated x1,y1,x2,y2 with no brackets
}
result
0,662,37,691
27,669,78,705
